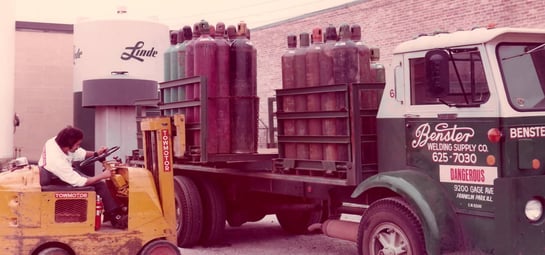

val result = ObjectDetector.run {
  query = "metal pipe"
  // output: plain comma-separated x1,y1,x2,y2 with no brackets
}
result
308,219,358,243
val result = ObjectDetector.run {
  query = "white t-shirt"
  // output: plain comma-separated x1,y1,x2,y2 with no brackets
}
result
38,137,88,187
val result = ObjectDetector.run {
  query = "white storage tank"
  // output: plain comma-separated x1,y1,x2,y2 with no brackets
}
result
73,7,168,164
0,0,15,164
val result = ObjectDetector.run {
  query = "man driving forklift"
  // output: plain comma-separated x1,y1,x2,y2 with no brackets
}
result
38,125,128,229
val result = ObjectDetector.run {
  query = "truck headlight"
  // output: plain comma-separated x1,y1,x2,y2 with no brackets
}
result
525,199,543,222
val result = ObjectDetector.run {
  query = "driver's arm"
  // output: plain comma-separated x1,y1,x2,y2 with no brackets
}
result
84,169,112,186
85,146,108,158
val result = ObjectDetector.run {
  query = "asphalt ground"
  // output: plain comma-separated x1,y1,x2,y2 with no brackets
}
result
179,215,359,255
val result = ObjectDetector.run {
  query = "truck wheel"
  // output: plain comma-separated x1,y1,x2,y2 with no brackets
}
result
357,197,426,255
276,200,324,234
37,247,70,255
196,178,226,246
139,239,180,255
174,175,203,248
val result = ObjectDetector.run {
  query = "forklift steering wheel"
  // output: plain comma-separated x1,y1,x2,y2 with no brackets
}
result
79,146,120,168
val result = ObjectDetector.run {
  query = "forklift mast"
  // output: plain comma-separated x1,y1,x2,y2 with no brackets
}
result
140,115,184,234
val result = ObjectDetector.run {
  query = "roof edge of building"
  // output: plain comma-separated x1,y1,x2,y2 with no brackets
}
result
16,21,73,33
253,0,364,31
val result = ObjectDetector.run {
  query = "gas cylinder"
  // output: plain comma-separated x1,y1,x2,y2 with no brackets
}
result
170,29,184,81
295,32,310,159
306,28,324,160
351,24,371,83
95,195,103,231
215,22,231,153
229,21,257,154
194,20,218,153
184,22,200,134
164,30,177,82
176,25,192,80
370,47,385,83
226,25,237,43
281,34,297,158
320,25,337,86
185,22,200,78
332,24,357,162
321,25,338,161
333,24,358,84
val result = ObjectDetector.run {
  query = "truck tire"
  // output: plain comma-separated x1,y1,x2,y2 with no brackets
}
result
174,175,203,248
357,197,426,255
196,178,226,246
276,199,324,234
139,239,181,255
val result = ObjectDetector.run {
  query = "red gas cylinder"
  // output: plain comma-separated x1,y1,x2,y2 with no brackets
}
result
351,24,371,83
226,25,237,43
320,25,337,86
215,22,231,154
295,32,310,159
332,24,357,162
321,25,338,161
333,24,358,84
229,22,257,154
281,34,297,158
194,20,219,153
306,28,324,160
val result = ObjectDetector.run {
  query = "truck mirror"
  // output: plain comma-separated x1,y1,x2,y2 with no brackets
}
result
425,49,450,98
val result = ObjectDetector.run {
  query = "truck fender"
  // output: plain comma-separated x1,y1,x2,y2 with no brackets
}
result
351,170,464,254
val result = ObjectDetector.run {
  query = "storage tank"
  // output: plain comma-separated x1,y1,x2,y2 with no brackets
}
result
0,0,15,163
73,7,168,163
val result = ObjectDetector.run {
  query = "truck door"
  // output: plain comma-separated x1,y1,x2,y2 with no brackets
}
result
402,47,501,214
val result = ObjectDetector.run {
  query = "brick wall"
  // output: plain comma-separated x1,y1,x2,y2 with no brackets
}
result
251,0,545,147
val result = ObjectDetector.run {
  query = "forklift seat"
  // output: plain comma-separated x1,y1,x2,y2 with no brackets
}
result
39,167,95,192
41,185,95,192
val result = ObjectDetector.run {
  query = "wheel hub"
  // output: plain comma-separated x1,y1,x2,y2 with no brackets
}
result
372,224,409,255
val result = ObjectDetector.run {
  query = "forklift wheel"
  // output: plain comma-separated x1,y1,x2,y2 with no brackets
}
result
37,247,71,255
139,239,180,255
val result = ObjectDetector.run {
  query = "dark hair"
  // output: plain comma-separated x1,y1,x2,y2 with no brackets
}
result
55,126,84,148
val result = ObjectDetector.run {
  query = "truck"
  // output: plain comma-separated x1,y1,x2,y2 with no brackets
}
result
130,26,545,255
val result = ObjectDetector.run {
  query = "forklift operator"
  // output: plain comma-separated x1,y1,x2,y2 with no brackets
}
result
38,126,128,229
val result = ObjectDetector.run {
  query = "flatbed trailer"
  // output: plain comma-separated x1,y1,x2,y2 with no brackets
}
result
131,27,545,255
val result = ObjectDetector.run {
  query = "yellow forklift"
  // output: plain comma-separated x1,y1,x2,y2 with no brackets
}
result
0,117,180,255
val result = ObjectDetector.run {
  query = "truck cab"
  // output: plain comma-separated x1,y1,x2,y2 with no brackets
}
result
367,27,545,254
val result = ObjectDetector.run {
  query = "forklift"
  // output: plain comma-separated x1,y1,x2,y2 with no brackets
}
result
0,117,180,255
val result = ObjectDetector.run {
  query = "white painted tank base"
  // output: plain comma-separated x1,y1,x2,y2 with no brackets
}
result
0,0,15,163
94,106,137,173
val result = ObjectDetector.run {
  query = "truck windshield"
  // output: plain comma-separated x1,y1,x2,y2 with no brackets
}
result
498,43,545,111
